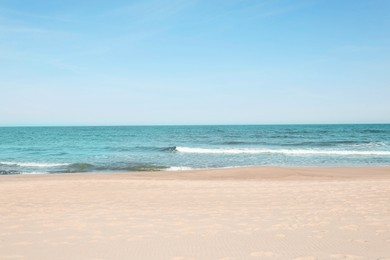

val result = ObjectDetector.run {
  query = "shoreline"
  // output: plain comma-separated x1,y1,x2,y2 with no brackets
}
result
2,165,390,181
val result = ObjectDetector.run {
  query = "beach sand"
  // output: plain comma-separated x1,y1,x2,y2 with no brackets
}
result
1,167,390,259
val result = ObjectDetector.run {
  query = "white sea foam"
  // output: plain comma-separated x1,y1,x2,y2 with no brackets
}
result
0,161,68,167
166,166,195,171
175,147,390,156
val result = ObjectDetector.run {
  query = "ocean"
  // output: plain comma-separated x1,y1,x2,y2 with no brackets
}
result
0,124,389,175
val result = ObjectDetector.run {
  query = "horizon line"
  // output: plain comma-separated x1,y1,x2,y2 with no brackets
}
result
0,123,389,128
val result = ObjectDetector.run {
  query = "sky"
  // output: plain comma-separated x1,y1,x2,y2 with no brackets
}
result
0,0,389,126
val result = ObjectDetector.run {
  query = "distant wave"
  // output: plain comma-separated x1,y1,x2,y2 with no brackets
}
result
280,141,386,147
175,147,390,156
362,129,390,134
112,146,178,152
218,140,386,147
159,146,178,152
220,141,262,145
216,140,387,147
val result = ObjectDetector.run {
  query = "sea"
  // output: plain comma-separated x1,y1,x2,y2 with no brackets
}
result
0,124,389,175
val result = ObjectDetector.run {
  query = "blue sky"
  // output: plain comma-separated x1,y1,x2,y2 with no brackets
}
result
0,0,389,126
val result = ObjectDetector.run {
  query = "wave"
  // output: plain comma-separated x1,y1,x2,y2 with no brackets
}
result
58,163,168,173
362,129,389,134
117,165,168,171
65,163,96,172
175,147,390,156
159,146,178,152
280,141,386,147
220,141,261,145
110,146,178,152
0,170,21,175
0,161,68,167
217,140,386,147
0,161,169,173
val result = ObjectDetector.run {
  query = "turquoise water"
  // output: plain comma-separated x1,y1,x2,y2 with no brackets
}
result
0,124,389,174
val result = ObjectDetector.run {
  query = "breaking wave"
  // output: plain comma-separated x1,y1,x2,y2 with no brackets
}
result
174,147,390,156
0,161,169,174
0,161,68,167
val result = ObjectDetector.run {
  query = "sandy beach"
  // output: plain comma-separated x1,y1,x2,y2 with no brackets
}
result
1,167,390,260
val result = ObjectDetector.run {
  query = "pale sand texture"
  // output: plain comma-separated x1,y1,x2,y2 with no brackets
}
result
1,167,390,260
